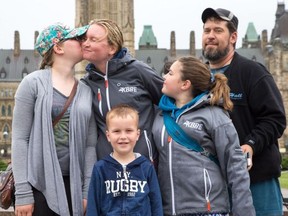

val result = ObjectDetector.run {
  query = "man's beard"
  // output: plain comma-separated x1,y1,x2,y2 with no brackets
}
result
202,45,230,62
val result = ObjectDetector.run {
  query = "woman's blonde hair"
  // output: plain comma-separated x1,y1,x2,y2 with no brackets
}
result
89,19,124,53
178,56,233,111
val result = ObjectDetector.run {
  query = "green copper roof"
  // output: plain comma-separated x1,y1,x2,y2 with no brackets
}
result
139,25,158,46
245,22,259,42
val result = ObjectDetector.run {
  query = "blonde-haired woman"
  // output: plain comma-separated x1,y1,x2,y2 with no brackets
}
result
12,23,97,216
81,19,163,162
152,56,255,216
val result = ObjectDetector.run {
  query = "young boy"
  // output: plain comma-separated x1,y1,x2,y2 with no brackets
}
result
86,104,163,216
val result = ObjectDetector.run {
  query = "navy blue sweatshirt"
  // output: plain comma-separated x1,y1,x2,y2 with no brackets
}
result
86,154,163,216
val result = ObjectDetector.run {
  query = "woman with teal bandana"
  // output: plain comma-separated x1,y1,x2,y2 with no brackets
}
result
12,23,97,216
152,56,255,216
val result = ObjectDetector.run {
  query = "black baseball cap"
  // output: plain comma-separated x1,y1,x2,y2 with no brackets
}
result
201,8,238,30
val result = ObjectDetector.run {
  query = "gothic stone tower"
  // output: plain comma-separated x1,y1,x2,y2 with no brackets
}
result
75,0,135,78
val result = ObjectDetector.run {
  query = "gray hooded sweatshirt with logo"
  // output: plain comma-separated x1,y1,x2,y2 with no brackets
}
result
152,93,255,216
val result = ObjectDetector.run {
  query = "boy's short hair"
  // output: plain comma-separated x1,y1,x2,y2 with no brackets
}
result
106,104,139,129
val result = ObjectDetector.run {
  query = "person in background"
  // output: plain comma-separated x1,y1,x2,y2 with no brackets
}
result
86,104,163,216
81,19,163,162
201,7,286,216
12,23,97,216
152,56,255,216
161,60,175,77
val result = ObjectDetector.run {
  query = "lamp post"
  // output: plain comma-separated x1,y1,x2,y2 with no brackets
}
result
3,131,8,157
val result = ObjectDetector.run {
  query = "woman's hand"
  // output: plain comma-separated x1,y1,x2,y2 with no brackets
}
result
15,204,34,216
83,199,87,215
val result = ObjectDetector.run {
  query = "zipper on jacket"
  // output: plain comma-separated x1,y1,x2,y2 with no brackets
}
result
143,130,153,162
204,168,212,212
123,165,129,183
161,125,166,147
163,124,176,214
97,88,103,116
169,139,176,215
104,62,111,111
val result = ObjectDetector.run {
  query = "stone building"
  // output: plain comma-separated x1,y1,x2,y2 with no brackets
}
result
1,1,288,156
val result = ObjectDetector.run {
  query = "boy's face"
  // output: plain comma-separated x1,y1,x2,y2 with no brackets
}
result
106,115,140,157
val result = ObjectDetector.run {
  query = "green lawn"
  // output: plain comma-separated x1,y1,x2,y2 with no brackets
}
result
280,171,288,189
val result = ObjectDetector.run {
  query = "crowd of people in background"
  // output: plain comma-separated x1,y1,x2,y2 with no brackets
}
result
11,7,286,216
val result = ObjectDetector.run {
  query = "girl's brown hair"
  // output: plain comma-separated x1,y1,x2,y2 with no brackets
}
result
39,47,54,69
178,56,233,111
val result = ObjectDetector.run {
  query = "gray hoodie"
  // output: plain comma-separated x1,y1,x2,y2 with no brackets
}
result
152,94,255,216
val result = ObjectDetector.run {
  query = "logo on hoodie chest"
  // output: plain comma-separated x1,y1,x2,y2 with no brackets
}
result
105,171,147,197
230,92,243,100
183,120,203,130
118,86,138,93
116,83,138,93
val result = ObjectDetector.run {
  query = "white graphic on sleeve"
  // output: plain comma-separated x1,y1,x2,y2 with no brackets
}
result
105,171,147,197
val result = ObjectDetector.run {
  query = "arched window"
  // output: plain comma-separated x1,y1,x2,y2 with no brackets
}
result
8,105,12,116
24,57,29,64
147,57,151,64
2,105,6,116
3,125,10,140
6,57,11,64
22,68,28,78
0,68,6,79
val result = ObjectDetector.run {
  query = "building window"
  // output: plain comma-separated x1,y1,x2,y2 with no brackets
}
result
22,68,28,78
2,105,6,116
8,105,12,116
0,68,6,79
6,57,11,64
24,57,29,64
147,57,151,64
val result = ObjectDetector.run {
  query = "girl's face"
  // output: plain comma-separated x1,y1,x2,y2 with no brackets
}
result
81,24,117,65
162,61,186,99
60,39,83,63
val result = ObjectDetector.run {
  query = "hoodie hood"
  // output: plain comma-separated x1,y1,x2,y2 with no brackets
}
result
102,153,148,168
85,47,135,76
159,92,210,119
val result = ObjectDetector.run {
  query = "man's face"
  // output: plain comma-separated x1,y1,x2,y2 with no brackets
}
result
202,17,237,62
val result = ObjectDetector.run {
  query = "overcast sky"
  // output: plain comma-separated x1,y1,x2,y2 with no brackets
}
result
0,0,286,50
